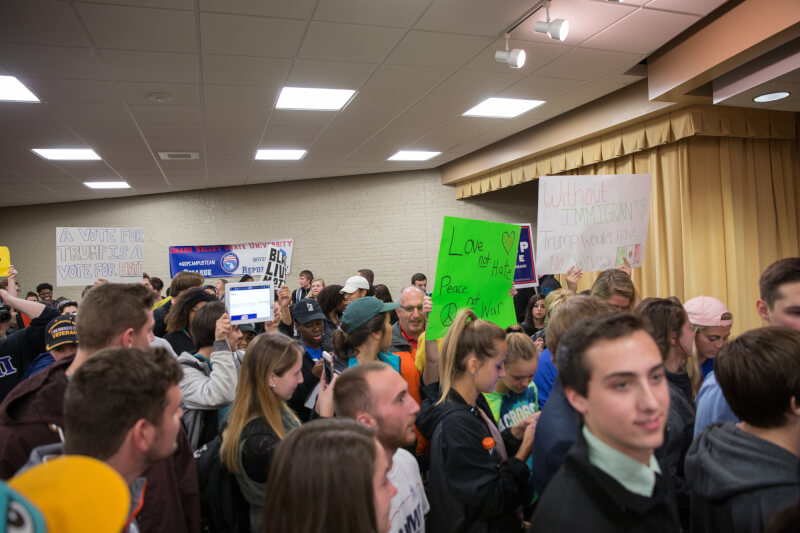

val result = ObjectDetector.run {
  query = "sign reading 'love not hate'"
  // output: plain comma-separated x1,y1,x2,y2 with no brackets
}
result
428,216,519,339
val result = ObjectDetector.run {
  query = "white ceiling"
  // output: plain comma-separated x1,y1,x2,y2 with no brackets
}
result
0,0,732,206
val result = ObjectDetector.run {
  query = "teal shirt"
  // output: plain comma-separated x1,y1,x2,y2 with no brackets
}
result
347,351,401,372
582,425,661,497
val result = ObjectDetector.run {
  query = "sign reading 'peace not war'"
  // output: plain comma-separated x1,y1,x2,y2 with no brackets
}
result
428,216,520,339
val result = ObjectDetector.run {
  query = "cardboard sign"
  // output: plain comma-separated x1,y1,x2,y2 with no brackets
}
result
0,246,9,277
428,216,519,339
513,223,538,288
536,174,652,274
168,240,293,279
56,227,144,286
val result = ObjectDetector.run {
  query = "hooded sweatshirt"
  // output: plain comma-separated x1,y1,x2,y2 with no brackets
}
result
685,422,800,533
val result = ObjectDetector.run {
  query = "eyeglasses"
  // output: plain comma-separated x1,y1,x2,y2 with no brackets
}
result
399,304,424,313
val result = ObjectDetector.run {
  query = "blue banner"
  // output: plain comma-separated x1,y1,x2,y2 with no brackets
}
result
514,224,538,288
168,240,293,280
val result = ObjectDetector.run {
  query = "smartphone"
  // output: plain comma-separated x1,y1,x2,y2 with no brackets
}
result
321,351,334,384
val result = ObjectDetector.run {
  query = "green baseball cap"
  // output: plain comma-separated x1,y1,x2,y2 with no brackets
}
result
341,296,398,334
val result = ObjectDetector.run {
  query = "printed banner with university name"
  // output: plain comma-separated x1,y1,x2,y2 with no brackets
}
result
56,227,145,286
168,240,294,285
536,174,652,275
514,223,538,288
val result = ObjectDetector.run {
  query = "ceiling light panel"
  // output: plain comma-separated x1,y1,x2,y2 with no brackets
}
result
32,148,101,160
255,149,307,160
388,150,442,161
463,97,545,118
753,91,790,103
0,76,40,102
84,181,131,189
275,87,356,111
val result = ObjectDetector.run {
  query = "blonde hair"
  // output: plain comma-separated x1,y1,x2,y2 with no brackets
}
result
220,333,303,474
505,332,537,366
543,288,573,326
590,269,638,311
437,309,505,404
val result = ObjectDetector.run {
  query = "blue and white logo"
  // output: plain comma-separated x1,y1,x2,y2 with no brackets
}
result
220,252,239,273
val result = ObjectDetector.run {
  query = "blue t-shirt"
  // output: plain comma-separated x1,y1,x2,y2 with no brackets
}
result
304,345,322,363
700,357,714,379
21,352,55,381
533,349,558,409
694,370,738,437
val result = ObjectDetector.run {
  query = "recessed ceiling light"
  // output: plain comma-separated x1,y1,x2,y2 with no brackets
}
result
276,87,356,111
388,151,442,161
84,181,131,189
255,149,307,160
753,91,790,103
463,97,545,118
32,148,101,160
0,76,40,103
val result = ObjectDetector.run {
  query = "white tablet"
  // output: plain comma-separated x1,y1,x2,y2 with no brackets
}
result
225,281,273,325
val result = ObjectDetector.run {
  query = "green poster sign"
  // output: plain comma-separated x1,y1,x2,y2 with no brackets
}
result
428,216,520,339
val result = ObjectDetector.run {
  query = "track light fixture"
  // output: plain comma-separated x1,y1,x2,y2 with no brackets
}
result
495,34,526,69
533,0,569,41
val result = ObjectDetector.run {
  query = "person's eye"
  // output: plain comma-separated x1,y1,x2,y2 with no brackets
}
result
613,381,630,391
651,371,665,383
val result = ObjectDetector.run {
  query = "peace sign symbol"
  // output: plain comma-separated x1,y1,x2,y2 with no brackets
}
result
440,303,457,326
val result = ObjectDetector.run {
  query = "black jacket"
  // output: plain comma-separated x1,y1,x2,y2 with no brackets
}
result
285,346,320,422
530,431,680,533
153,300,172,338
531,379,580,496
0,306,60,403
417,382,529,533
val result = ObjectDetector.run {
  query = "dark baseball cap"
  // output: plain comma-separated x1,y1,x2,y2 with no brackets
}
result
292,298,326,325
45,315,78,351
340,296,398,334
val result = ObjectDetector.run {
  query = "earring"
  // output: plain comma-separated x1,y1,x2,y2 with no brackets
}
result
473,372,478,377
270,383,276,390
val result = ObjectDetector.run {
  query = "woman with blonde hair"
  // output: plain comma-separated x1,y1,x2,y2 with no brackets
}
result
684,296,733,384
220,332,305,533
590,268,638,311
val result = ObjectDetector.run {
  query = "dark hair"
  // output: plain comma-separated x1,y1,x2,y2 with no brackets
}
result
57,299,79,313
142,272,151,281
317,284,345,316
372,284,392,303
546,295,616,360
165,287,216,334
76,283,156,352
169,271,205,299
522,293,546,331
151,277,164,293
716,327,800,428
333,313,387,359
334,361,392,418
299,270,314,281
190,301,227,349
238,275,254,283
357,269,374,285
759,258,800,309
26,291,39,299
556,313,649,396
263,419,378,533
411,273,426,284
36,283,53,293
635,297,688,361
63,347,182,460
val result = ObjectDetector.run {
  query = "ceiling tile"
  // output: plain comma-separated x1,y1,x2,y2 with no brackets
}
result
48,103,132,123
644,0,729,16
261,125,323,146
582,8,700,54
286,60,376,90
269,109,336,127
385,31,493,68
414,116,506,152
22,78,118,104
80,0,194,9
203,85,278,107
0,0,91,47
415,0,535,36
298,22,406,63
116,81,201,106
463,38,568,75
76,3,196,53
534,47,641,80
314,0,431,28
199,0,316,19
200,13,306,57
103,50,198,83
202,55,292,86
0,44,109,80
128,104,203,124
514,0,637,46
500,75,585,101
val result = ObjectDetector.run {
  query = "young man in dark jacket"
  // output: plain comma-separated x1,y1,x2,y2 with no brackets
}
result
530,313,680,533
685,327,800,533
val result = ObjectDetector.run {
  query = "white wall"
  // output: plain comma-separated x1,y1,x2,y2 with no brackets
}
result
0,169,540,301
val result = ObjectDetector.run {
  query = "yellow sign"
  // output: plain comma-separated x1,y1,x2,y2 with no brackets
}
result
0,246,9,277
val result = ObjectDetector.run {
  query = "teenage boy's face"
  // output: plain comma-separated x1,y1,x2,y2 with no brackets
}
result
299,276,311,289
758,281,800,331
296,319,323,348
566,330,669,465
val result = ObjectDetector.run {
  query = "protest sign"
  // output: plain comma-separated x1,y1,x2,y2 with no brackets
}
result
56,227,144,286
0,246,9,277
514,223,538,288
168,240,294,280
536,174,651,275
428,216,519,339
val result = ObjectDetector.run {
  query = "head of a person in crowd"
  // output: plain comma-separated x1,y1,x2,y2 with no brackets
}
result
63,347,183,485
357,269,375,286
220,333,305,474
36,283,53,303
165,287,216,335
437,309,507,404
75,283,156,359
202,285,216,297
151,276,164,297
591,269,637,312
25,291,39,302
411,273,427,293
239,274,254,283
557,313,669,465
56,299,78,315
715,327,800,430
318,284,346,320
636,297,695,366
684,296,733,363
524,293,547,330
311,278,325,298
292,298,326,350
335,361,420,454
333,297,398,360
546,295,616,360
170,271,205,302
214,278,227,299
496,332,539,395
298,270,314,290
45,314,78,361
341,276,370,305
396,286,426,340
236,323,256,352
262,419,396,533
191,301,242,351
372,284,392,304
757,257,800,331
142,273,152,292
543,288,573,326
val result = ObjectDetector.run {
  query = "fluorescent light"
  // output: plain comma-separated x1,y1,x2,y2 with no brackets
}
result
255,149,307,161
0,76,40,102
276,87,356,111
388,151,441,161
753,91,790,103
32,148,101,160
84,181,131,189
463,97,545,118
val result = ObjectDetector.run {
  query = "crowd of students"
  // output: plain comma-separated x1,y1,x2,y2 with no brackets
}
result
0,257,799,533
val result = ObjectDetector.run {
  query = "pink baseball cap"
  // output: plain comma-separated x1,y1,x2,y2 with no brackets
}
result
684,296,733,327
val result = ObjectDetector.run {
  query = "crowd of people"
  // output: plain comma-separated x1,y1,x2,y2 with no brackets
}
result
1,257,799,533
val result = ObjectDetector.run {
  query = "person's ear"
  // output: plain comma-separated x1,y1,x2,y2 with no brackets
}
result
466,355,480,376
119,327,135,348
790,396,800,417
756,299,770,322
355,412,376,428
669,331,678,346
565,386,588,416
130,419,154,453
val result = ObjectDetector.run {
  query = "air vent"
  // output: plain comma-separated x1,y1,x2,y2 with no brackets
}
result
158,151,199,160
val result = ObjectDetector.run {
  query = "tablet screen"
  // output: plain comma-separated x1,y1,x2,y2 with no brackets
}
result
225,281,273,325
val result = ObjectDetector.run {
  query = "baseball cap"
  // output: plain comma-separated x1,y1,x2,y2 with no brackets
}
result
239,323,256,334
292,298,326,325
340,275,370,294
45,315,77,351
340,296,398,334
684,296,733,327
6,455,129,533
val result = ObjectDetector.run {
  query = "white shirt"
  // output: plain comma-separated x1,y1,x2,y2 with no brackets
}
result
388,448,429,533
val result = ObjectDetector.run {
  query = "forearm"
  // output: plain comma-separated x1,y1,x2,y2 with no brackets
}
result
1,292,45,319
